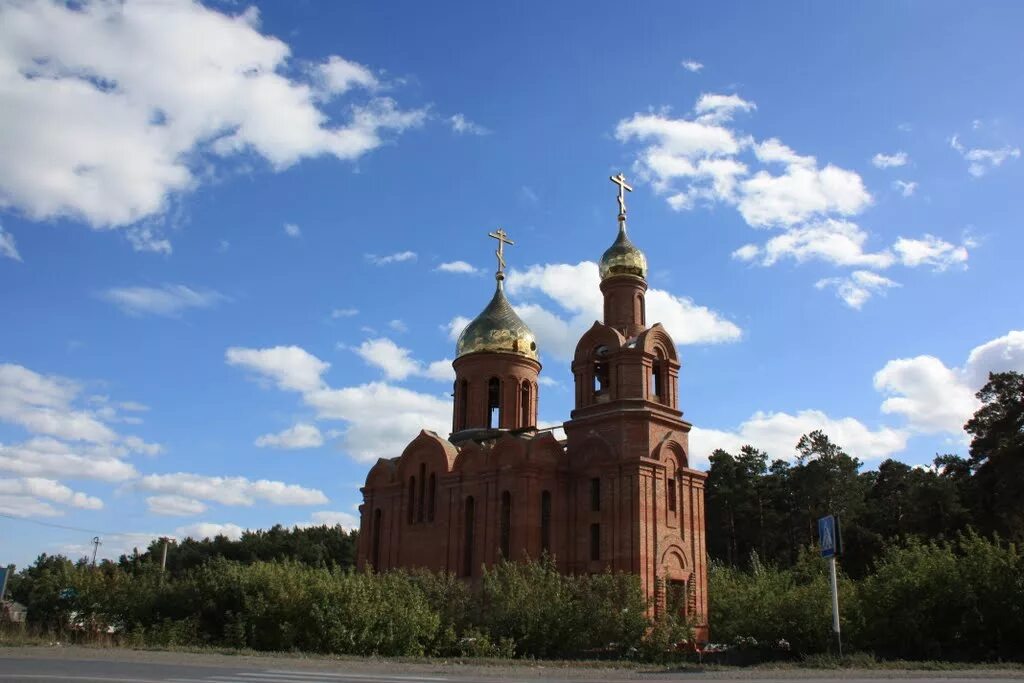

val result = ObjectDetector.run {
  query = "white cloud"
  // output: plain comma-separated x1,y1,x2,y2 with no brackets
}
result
306,510,359,529
0,438,139,481
445,316,473,341
690,410,909,469
436,261,480,274
255,423,324,450
950,135,1021,177
424,360,455,382
1,225,22,261
316,56,378,95
873,330,1024,438
101,284,226,317
694,93,756,124
0,0,426,230
331,308,359,318
126,225,172,255
388,319,408,333
815,270,899,309
893,180,918,197
449,114,490,135
175,522,245,542
227,344,453,463
733,219,894,269
0,477,103,510
737,159,871,228
146,494,207,516
283,223,301,238
893,235,970,271
0,495,61,518
504,261,740,360
226,345,329,392
305,382,451,462
681,60,704,73
365,251,417,265
354,338,421,380
139,472,328,506
872,151,908,169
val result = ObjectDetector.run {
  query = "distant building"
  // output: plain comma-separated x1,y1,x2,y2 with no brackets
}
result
357,176,709,639
2,600,27,624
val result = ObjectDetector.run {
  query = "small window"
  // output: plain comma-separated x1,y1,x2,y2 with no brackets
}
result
407,476,416,525
371,508,382,570
540,490,552,554
590,523,601,561
458,380,468,430
652,353,664,403
487,377,500,428
463,496,475,577
668,470,677,512
417,463,426,523
520,382,530,428
590,477,601,512
427,473,436,522
499,491,512,558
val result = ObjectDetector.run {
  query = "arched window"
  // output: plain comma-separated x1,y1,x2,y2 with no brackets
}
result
371,508,382,570
540,490,552,554
458,379,468,430
652,351,664,403
417,463,426,523
499,491,512,558
487,377,500,428
593,345,609,397
427,473,436,522
638,293,646,326
668,466,677,513
520,382,530,428
676,471,684,522
463,496,475,577
407,476,416,525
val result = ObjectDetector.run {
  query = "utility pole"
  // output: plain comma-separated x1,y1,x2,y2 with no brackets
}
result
91,536,101,567
161,537,169,572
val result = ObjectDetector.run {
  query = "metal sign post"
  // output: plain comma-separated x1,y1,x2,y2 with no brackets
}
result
0,565,11,600
818,515,842,657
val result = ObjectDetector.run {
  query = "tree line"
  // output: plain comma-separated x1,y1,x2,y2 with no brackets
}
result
705,371,1024,578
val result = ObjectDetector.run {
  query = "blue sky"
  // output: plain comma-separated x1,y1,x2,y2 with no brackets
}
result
1,0,1022,567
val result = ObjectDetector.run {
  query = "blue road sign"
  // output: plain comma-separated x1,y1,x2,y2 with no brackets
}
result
0,565,10,599
819,515,837,558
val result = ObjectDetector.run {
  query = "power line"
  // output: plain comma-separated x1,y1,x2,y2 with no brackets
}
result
0,511,123,536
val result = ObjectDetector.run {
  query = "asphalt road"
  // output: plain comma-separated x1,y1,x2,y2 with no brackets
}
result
0,648,1022,683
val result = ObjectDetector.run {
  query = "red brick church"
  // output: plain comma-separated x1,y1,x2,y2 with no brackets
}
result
357,174,708,637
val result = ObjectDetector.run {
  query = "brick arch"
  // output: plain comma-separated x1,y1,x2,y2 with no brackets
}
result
396,430,458,478
572,322,626,364
365,457,397,487
651,434,689,468
636,324,678,362
661,544,689,576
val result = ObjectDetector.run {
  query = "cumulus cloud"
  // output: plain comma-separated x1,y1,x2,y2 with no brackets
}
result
354,338,423,380
449,114,490,135
254,423,324,449
101,284,226,317
436,261,480,274
502,261,740,360
694,93,756,124
874,330,1024,437
1,225,22,261
226,345,329,393
0,0,426,231
304,510,359,529
0,438,139,481
365,251,417,265
283,223,301,238
893,235,971,271
815,270,899,309
175,522,245,542
872,151,908,168
0,477,103,511
893,180,918,197
733,219,894,269
139,472,327,506
681,60,704,73
950,135,1020,177
690,410,909,470
146,494,207,516
227,344,452,463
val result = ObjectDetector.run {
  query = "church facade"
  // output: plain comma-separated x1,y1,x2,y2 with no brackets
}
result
357,176,708,638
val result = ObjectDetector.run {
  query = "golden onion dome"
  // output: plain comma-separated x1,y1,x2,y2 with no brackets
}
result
455,279,538,361
599,223,647,280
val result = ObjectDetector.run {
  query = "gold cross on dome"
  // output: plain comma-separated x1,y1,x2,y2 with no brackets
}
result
488,228,514,274
610,172,633,219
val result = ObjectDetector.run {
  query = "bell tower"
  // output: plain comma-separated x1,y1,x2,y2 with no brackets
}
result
600,173,648,339
451,229,541,440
